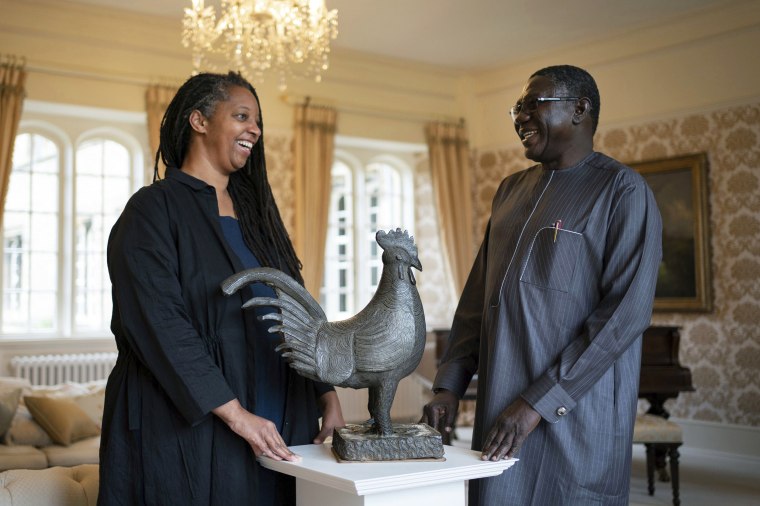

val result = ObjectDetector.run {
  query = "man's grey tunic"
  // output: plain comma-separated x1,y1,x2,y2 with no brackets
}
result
435,152,662,505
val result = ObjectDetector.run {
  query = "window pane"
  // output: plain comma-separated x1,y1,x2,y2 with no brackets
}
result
103,141,129,177
321,161,354,318
12,134,31,169
2,291,29,332
30,252,57,291
103,179,130,216
3,211,29,240
77,141,103,175
30,214,58,252
77,175,102,214
34,136,58,168
30,291,56,330
5,171,30,211
74,138,132,332
34,151,58,175
3,133,60,334
30,173,58,213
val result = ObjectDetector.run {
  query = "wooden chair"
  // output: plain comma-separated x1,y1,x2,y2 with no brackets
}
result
632,414,683,506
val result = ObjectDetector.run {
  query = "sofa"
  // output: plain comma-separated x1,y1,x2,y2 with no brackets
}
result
0,377,103,471
0,464,98,506
0,377,103,505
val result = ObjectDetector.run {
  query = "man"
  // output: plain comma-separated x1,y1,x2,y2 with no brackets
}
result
422,65,662,505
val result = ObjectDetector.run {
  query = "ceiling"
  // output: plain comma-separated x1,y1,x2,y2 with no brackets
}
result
69,0,735,70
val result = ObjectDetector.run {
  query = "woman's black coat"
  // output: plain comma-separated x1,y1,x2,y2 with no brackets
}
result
98,168,328,505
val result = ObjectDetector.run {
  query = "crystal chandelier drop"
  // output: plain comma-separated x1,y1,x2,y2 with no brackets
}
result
182,0,339,90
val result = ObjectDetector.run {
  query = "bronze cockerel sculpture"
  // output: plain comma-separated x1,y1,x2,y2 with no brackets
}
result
221,228,425,437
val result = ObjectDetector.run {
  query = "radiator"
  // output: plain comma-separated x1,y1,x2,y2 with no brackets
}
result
10,352,117,386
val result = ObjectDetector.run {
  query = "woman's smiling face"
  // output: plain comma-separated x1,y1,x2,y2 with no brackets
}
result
200,85,262,173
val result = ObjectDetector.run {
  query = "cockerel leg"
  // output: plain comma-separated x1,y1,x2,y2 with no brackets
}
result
368,381,399,437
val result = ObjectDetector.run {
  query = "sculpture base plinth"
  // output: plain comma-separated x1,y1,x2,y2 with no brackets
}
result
332,422,444,462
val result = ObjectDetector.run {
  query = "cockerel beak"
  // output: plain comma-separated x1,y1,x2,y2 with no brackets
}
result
412,257,422,271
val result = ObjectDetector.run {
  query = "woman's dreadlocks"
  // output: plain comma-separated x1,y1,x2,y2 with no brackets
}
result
154,71,304,284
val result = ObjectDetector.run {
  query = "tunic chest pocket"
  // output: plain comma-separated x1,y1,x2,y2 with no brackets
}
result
520,227,583,293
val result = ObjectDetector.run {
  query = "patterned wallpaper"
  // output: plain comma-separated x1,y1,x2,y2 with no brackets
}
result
471,102,760,427
263,131,296,233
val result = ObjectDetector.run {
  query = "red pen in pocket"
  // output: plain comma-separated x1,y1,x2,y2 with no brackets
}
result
553,220,562,243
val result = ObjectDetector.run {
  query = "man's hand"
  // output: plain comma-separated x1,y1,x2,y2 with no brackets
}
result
481,397,541,461
420,389,460,445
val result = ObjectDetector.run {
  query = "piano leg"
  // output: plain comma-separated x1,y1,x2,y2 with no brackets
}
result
646,394,672,482
669,444,682,506
645,444,656,495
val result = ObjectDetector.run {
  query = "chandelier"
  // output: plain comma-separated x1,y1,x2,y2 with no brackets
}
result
182,0,338,90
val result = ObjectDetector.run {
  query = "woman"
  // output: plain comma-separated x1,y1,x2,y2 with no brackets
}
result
99,72,344,505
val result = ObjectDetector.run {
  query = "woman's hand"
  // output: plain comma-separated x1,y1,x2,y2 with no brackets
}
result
213,399,300,461
313,391,345,444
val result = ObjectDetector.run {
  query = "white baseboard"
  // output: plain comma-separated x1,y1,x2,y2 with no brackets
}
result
674,417,760,458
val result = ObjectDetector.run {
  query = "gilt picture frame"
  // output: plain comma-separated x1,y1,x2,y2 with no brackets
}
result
629,153,712,312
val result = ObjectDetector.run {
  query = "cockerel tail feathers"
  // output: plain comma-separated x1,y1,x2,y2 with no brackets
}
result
242,294,313,329
221,267,326,320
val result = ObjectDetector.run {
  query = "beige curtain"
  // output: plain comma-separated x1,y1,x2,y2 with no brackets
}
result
0,56,27,230
145,84,178,179
292,103,337,297
425,121,474,296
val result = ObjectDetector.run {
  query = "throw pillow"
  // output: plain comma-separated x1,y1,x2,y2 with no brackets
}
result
3,405,54,447
0,376,32,394
29,382,89,399
24,395,101,446
0,388,22,438
73,390,106,429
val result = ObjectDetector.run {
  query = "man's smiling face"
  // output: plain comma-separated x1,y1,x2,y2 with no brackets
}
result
512,75,579,169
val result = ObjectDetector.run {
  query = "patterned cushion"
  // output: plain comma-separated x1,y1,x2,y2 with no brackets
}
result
632,414,683,443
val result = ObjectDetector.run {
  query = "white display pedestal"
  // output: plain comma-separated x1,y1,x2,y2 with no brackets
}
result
258,443,517,506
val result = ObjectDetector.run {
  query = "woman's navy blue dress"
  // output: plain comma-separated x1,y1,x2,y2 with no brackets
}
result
219,216,289,506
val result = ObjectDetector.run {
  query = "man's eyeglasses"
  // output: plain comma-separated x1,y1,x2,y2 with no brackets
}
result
509,97,580,122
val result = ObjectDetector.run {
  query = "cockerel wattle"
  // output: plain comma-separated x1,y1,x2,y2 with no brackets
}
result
221,228,425,436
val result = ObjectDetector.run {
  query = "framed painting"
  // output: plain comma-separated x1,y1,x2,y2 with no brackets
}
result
630,153,711,312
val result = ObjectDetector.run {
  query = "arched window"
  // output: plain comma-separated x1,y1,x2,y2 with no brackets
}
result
322,160,355,317
1,109,144,339
321,140,418,320
2,133,61,333
74,138,133,331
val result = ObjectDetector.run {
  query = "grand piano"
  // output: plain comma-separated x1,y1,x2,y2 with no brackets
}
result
638,325,695,419
638,325,695,480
